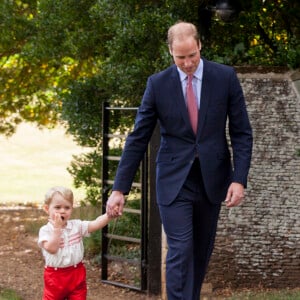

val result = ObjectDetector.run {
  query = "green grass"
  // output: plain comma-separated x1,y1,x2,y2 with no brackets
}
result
0,123,86,205
0,289,22,300
226,289,300,299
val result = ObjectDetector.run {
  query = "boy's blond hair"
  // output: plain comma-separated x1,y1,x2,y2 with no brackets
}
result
44,186,74,205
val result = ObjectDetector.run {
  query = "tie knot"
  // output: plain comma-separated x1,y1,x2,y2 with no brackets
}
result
187,75,194,85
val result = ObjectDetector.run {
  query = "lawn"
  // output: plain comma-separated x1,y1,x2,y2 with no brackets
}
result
0,123,87,206
226,288,300,299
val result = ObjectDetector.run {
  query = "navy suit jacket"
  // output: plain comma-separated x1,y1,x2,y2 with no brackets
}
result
112,58,253,205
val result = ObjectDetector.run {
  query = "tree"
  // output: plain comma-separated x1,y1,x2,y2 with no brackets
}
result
0,0,104,135
200,0,300,67
1,0,299,202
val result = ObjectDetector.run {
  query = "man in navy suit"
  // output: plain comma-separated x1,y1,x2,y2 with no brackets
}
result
107,21,253,299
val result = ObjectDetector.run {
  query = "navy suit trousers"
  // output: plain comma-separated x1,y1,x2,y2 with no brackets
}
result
158,159,221,300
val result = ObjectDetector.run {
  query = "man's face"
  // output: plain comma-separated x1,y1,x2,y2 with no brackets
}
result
169,36,201,75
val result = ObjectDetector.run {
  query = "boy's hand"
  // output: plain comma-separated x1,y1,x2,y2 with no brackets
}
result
49,213,64,229
110,206,121,219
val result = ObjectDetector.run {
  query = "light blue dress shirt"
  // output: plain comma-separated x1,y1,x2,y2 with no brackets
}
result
177,59,204,110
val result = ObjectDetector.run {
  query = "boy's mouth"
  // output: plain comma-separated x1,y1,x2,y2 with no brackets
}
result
61,216,65,220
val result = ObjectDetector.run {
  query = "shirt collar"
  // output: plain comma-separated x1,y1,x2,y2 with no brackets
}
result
177,58,203,82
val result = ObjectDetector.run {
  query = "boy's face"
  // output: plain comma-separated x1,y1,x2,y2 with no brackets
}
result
44,193,73,227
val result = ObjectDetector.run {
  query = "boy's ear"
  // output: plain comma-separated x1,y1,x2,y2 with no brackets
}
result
43,205,49,214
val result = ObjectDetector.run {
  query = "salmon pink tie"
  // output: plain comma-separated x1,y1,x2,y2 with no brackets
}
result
186,75,198,134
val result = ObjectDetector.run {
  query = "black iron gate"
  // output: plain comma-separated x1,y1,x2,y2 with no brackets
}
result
101,102,161,294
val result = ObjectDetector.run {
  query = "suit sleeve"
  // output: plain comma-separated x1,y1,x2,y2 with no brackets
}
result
112,77,158,194
228,68,253,187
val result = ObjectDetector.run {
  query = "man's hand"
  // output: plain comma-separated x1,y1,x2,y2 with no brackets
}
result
225,182,245,208
106,190,125,217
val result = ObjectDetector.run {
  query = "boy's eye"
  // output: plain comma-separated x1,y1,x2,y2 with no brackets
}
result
53,205,71,210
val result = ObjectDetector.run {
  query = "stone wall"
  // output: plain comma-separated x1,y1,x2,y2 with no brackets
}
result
205,69,300,289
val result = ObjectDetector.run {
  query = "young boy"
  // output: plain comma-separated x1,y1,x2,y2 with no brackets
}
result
38,186,116,299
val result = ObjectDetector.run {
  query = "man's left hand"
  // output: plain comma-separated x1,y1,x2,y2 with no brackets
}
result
225,182,245,208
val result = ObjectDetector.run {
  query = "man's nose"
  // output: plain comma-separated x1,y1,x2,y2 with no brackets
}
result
183,59,193,67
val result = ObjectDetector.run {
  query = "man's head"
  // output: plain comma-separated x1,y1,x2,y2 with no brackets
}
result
168,22,201,75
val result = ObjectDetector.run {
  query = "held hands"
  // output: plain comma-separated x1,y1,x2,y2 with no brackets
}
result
106,190,125,218
225,182,245,208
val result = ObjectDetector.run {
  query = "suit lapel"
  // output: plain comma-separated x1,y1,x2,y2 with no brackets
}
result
169,63,212,137
197,59,212,138
169,66,191,128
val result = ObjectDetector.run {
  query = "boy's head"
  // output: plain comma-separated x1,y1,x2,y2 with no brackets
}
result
44,186,74,206
44,186,74,224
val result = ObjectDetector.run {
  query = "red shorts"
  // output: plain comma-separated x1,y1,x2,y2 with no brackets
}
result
43,262,87,300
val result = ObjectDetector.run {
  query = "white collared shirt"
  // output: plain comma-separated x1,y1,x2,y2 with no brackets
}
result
38,219,90,268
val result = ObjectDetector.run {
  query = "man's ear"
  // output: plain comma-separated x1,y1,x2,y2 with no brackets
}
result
168,46,173,56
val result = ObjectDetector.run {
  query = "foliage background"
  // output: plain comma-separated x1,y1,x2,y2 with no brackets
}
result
1,0,299,203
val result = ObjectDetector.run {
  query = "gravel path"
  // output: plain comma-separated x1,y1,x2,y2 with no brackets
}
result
0,208,160,300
